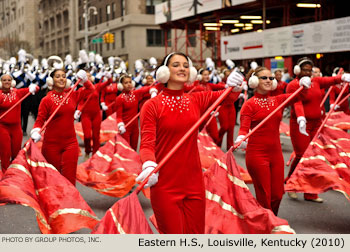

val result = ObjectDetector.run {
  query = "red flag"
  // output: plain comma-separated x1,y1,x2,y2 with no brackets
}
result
198,129,252,184
326,111,350,130
92,191,153,234
279,121,290,136
75,112,118,144
76,133,142,197
285,124,350,200
204,150,295,234
0,140,99,234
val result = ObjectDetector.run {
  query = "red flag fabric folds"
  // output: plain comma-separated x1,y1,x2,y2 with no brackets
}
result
75,112,118,143
92,191,153,234
0,140,99,234
204,150,295,234
76,133,142,198
198,130,252,184
285,123,350,200
326,111,350,130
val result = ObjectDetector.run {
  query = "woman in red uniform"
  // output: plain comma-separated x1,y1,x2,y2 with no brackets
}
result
115,75,156,151
217,68,241,150
269,69,287,96
0,74,38,172
100,75,118,117
329,82,350,115
187,69,226,144
235,66,310,215
30,69,94,186
136,52,244,233
75,72,112,158
286,57,350,202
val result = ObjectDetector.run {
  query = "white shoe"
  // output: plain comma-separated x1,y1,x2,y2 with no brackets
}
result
305,197,324,203
288,192,298,199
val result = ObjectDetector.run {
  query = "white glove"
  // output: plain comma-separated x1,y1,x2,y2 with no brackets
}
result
74,110,81,120
150,88,158,98
226,71,244,87
234,135,248,150
101,102,108,111
299,76,311,89
135,161,159,188
210,111,219,117
330,104,340,111
30,128,42,143
76,70,88,84
104,71,112,79
238,93,244,99
297,116,309,136
28,84,38,95
242,81,248,91
118,122,126,134
341,73,350,82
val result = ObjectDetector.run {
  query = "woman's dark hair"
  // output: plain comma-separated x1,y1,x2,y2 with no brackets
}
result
119,74,132,84
159,52,189,67
199,69,209,75
50,68,66,78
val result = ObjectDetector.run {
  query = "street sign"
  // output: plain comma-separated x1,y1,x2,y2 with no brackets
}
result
92,38,103,44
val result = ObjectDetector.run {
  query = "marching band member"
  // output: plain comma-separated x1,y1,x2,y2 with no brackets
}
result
30,69,94,186
137,52,244,233
235,66,310,215
0,74,38,172
286,57,350,202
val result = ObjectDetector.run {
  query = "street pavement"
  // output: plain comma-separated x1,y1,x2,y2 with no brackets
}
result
1,113,350,234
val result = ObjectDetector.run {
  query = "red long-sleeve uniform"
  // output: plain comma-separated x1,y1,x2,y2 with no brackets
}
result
329,83,350,114
239,92,295,215
269,80,287,96
140,88,226,234
100,82,118,117
115,87,151,150
185,80,225,144
286,75,342,200
0,88,29,172
77,78,112,155
33,81,94,185
217,86,240,150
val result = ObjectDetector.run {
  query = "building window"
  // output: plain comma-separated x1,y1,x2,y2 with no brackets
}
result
146,0,164,14
106,5,110,21
99,8,102,23
121,0,125,17
147,29,166,47
63,11,69,26
121,30,125,48
188,29,196,47
79,16,83,30
112,3,116,19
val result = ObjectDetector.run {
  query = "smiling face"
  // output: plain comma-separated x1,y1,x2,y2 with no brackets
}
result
167,54,190,87
1,74,13,92
299,63,313,78
53,70,67,92
122,76,133,92
145,75,154,86
256,69,274,94
201,70,210,83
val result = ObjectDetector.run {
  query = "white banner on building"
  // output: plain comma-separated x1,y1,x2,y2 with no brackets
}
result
221,16,350,60
155,0,256,24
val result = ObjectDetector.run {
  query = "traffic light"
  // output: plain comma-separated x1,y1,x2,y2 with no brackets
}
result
109,33,114,43
103,33,109,43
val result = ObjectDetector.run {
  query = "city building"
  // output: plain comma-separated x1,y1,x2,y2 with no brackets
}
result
0,0,40,58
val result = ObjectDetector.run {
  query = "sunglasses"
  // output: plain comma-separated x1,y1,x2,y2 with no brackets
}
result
259,76,275,80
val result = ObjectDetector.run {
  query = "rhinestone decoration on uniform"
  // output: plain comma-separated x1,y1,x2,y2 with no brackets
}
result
254,97,275,110
122,92,136,102
161,94,190,113
1,91,16,103
51,93,69,106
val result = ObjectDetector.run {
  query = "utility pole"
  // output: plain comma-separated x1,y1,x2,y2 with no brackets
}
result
83,0,97,51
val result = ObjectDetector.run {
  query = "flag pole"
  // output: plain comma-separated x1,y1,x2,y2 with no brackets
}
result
320,68,343,108
135,87,234,193
313,82,349,139
204,105,221,129
335,93,350,107
233,86,304,150
0,92,31,120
